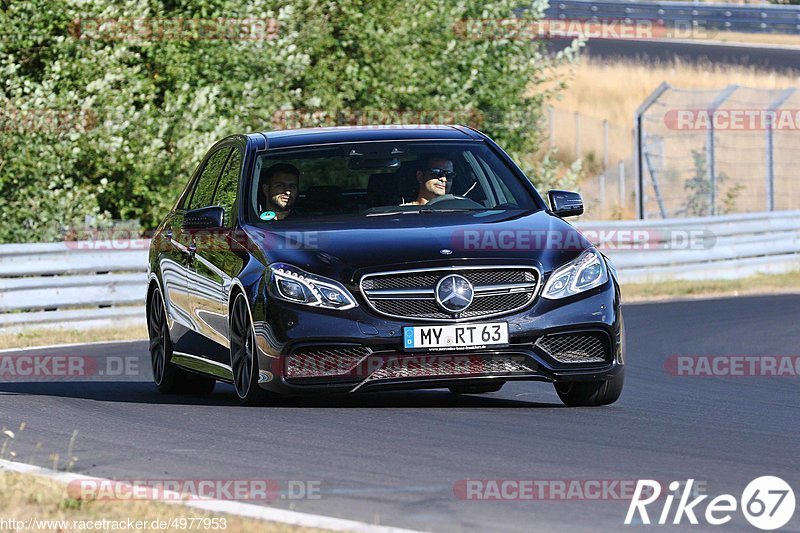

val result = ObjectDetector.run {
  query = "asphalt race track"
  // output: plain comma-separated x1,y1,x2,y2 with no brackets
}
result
548,38,800,71
1,295,799,532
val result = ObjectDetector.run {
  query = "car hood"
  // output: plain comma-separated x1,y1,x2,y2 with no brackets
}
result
245,210,591,283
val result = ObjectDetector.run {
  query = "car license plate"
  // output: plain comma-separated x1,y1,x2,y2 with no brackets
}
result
403,322,509,352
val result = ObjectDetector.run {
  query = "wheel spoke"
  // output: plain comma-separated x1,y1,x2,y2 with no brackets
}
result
238,304,248,334
229,327,244,348
231,347,247,366
241,359,250,386
152,348,163,383
235,359,245,384
231,305,241,333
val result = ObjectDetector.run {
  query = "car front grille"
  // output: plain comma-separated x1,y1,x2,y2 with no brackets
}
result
364,269,534,290
354,356,535,389
360,266,539,321
285,346,372,378
535,332,610,364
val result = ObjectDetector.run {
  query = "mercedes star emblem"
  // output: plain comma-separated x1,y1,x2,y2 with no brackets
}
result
435,274,474,313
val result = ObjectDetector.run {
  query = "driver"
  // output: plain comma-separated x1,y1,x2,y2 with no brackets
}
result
259,163,299,220
402,155,454,206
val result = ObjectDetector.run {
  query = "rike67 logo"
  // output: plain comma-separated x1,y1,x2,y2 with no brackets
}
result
625,477,795,530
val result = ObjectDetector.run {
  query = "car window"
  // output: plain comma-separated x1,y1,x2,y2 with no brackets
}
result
213,148,242,227
187,148,232,211
250,141,538,222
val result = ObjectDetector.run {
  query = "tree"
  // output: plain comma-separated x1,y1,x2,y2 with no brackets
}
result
0,0,575,242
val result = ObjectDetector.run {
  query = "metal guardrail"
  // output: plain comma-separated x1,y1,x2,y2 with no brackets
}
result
577,210,800,283
544,0,800,34
0,210,798,331
0,243,147,332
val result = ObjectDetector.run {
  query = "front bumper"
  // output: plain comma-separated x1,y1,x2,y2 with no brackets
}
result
252,279,623,395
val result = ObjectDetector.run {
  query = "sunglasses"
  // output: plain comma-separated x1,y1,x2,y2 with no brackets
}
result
426,168,456,180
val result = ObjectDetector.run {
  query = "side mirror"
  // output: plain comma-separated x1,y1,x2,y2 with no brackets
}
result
547,190,584,218
183,206,224,229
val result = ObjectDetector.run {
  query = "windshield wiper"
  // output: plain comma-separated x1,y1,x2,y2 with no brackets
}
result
365,210,421,217
418,208,482,213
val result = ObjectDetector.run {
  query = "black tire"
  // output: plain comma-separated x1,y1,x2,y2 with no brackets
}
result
229,292,269,406
554,370,624,407
148,287,216,395
449,382,505,395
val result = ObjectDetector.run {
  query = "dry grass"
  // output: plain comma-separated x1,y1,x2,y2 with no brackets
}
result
0,323,147,351
621,270,800,302
0,470,327,533
539,58,800,218
549,57,800,128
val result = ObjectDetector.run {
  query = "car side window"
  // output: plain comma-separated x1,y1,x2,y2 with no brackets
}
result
187,148,232,211
212,149,242,227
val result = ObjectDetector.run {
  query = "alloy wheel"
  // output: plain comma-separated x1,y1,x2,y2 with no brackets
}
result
230,293,255,399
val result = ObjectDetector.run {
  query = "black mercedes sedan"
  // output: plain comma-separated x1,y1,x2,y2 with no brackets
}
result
146,125,624,406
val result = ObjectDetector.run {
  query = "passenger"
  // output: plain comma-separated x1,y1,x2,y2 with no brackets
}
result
402,156,455,206
259,163,299,220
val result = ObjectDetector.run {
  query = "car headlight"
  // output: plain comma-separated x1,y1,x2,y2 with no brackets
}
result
542,248,609,299
267,263,357,310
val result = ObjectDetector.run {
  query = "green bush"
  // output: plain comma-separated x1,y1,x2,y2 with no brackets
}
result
0,0,576,242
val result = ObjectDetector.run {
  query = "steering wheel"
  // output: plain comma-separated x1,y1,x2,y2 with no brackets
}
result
422,194,484,209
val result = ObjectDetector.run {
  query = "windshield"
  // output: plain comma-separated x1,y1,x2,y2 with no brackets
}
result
248,141,541,222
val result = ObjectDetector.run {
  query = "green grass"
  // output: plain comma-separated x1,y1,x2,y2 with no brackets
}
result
621,270,800,302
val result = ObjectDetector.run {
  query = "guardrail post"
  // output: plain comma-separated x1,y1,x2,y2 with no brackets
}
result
600,173,606,217
765,88,795,212
706,85,738,216
634,82,671,220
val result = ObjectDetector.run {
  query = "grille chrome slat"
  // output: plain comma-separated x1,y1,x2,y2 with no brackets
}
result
360,265,540,322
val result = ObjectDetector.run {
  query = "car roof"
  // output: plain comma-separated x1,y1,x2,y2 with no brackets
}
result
251,125,482,150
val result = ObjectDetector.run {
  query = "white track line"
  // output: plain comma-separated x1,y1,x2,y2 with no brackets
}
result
0,339,146,354
0,459,427,533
